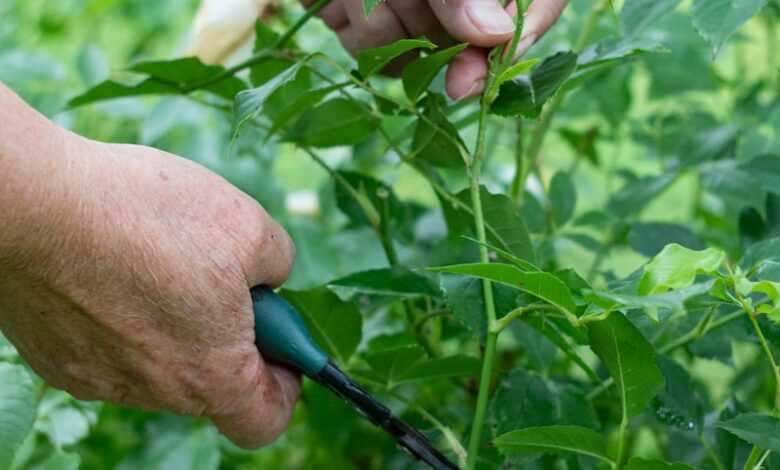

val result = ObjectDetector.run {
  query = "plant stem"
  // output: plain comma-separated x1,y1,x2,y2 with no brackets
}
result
465,103,500,470
510,0,609,202
614,416,629,470
743,446,764,470
738,297,780,410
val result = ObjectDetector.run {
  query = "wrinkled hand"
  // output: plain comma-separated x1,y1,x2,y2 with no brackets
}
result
0,108,299,448
304,0,568,99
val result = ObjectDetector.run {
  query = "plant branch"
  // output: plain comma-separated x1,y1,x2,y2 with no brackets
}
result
510,0,609,202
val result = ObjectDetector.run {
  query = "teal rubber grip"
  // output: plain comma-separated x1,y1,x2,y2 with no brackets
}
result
250,286,329,377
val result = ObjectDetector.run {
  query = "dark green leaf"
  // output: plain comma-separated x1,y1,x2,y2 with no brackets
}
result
402,43,468,102
286,98,379,147
628,223,704,257
491,51,577,118
364,346,479,387
282,287,363,364
429,263,578,319
654,356,705,432
67,79,178,108
588,313,665,418
718,413,780,453
357,38,434,77
411,93,466,167
607,172,678,218
549,172,577,227
328,267,442,298
128,58,246,99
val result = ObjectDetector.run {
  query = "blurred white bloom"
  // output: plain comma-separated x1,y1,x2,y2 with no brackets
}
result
286,190,320,216
189,0,270,64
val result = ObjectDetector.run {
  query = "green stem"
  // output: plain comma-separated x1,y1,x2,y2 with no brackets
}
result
510,0,608,202
614,416,629,470
743,446,764,470
736,295,780,410
465,103,499,470
700,434,726,470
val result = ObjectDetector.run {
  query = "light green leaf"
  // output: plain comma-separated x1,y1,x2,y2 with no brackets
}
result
282,287,362,364
328,267,442,298
691,0,767,53
625,457,696,470
620,0,682,37
232,59,308,141
588,313,665,418
31,450,81,470
0,363,37,469
638,244,725,295
494,58,541,88
402,43,468,102
428,263,578,320
718,413,780,452
286,98,378,148
494,425,613,464
357,38,434,77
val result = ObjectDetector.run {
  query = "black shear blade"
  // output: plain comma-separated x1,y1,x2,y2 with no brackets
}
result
315,361,458,470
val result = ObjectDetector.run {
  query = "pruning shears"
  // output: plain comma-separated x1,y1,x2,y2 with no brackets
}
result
251,286,458,470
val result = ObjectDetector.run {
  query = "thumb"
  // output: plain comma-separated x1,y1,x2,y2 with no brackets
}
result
211,355,301,448
428,0,516,47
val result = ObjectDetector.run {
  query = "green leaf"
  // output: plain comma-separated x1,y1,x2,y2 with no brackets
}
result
364,346,479,388
620,0,682,37
740,155,780,194
232,59,308,141
638,244,725,295
0,363,37,469
67,79,178,108
357,38,434,77
68,57,248,108
128,58,246,100
479,189,537,265
491,370,598,435
607,172,678,218
411,93,466,167
588,313,665,418
281,287,363,364
625,457,696,470
741,237,780,277
286,98,379,148
494,425,613,464
494,58,541,89
491,51,577,118
31,450,81,470
442,187,536,264
328,267,442,298
428,263,578,320
628,223,705,258
402,43,468,102
718,413,780,452
691,0,767,53
266,83,344,139
549,172,577,227
655,356,705,432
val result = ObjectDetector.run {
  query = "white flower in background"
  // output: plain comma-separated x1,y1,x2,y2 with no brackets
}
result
188,0,271,64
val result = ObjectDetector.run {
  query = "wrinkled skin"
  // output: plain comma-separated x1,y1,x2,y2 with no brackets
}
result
0,84,299,448
302,0,569,99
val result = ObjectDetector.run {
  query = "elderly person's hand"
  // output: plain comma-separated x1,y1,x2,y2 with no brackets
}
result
304,0,568,99
0,83,299,449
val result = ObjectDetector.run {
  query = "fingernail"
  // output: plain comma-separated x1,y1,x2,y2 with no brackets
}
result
466,2,516,36
454,79,485,101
